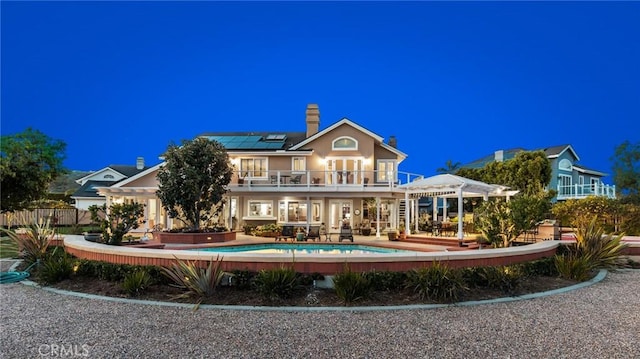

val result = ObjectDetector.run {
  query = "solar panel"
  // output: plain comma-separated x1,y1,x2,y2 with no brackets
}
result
206,135,285,150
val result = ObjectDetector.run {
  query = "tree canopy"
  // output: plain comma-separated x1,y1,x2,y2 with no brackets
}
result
156,137,233,230
0,128,67,212
611,140,639,199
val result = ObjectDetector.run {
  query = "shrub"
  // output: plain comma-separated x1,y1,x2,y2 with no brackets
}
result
229,269,257,290
38,248,74,284
573,217,627,269
253,266,300,301
555,254,593,282
361,270,407,291
333,264,372,305
162,256,226,300
475,265,524,294
406,262,466,303
521,257,558,277
123,269,152,296
0,216,54,265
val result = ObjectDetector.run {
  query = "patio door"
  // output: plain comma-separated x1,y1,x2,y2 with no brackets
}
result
325,157,364,185
328,200,353,232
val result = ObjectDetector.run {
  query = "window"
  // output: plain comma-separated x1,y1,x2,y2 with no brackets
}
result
377,160,397,182
559,159,573,172
103,174,115,179
278,200,322,223
332,136,358,150
591,178,599,192
239,158,267,178
292,157,306,173
247,200,273,218
559,175,572,196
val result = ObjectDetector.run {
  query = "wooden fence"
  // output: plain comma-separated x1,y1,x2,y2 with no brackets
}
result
0,208,93,227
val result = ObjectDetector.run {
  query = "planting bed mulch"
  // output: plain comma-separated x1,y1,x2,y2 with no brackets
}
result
48,274,580,307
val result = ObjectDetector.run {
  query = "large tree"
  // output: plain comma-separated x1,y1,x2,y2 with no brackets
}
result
0,128,67,212
156,137,233,231
611,140,639,199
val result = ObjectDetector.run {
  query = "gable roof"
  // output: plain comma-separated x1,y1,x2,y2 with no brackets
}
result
110,162,164,188
542,144,579,160
75,165,151,184
290,117,407,160
463,144,581,169
70,180,114,198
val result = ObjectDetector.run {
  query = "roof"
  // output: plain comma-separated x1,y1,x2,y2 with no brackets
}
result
462,144,581,169
198,131,307,151
74,165,151,184
70,180,114,198
398,174,507,197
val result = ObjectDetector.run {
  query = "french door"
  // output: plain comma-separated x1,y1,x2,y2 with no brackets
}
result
325,157,364,185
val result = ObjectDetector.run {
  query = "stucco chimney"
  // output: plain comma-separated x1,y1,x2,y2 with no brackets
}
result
305,104,320,138
136,157,145,170
494,150,504,162
388,135,397,148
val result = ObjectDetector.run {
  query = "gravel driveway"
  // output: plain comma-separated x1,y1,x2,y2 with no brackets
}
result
1,270,638,359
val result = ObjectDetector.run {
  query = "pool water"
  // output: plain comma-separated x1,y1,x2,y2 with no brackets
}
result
191,244,413,255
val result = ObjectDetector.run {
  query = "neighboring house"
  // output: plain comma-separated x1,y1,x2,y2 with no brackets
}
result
462,145,616,202
71,157,152,210
96,104,421,236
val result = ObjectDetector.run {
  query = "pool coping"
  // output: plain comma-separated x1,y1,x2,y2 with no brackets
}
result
17,269,610,312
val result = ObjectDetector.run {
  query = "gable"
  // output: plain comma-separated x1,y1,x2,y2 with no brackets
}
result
75,168,127,185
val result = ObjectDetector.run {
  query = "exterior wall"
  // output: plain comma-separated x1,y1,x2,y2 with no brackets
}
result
74,198,106,210
123,172,160,187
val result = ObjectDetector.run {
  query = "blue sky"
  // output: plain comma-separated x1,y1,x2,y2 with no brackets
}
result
2,1,639,181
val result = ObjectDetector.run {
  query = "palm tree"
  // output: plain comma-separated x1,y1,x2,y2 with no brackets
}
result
436,159,462,174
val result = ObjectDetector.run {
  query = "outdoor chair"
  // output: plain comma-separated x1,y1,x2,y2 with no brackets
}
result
276,225,296,242
289,175,302,185
270,175,278,184
339,225,354,242
306,226,320,241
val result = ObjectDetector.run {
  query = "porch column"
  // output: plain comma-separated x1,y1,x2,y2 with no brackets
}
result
404,190,410,234
443,198,448,221
306,196,311,232
376,196,381,238
432,196,437,223
457,188,464,242
414,198,419,234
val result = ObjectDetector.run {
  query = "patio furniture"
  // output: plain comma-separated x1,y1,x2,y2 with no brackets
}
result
306,226,320,241
339,225,354,242
270,175,278,184
276,225,296,242
289,175,302,185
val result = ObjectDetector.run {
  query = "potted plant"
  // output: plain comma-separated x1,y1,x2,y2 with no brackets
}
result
398,222,406,240
361,219,371,236
155,137,236,244
387,228,399,241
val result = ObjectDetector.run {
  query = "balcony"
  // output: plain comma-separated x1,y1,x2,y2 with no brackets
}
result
556,183,616,200
231,170,423,193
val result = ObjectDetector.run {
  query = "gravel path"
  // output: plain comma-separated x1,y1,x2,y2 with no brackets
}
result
1,270,639,359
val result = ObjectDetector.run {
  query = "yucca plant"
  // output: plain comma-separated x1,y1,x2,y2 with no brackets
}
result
573,217,627,269
333,264,372,305
162,255,226,299
475,265,524,294
253,265,300,301
0,216,54,265
406,262,467,303
123,269,152,296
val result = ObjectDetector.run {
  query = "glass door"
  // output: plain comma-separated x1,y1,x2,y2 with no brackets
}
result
329,200,352,232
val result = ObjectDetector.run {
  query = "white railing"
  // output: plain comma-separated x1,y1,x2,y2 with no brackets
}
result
231,170,423,190
556,183,616,200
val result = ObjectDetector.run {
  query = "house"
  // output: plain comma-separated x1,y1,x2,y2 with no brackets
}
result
462,145,615,202
70,157,152,210
95,104,422,236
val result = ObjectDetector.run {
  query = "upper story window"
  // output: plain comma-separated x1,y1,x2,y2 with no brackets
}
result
292,157,306,173
332,136,358,151
559,159,573,172
377,160,397,182
239,158,267,178
103,174,115,179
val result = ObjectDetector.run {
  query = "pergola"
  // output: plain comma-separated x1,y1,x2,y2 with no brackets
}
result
398,174,517,242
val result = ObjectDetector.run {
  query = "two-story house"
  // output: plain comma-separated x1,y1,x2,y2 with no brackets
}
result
96,104,421,236
462,145,616,202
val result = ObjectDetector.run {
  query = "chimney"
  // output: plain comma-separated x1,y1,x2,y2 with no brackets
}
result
136,156,145,170
305,104,320,138
388,135,397,148
494,150,504,162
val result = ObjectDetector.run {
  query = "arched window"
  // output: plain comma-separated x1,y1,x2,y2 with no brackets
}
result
559,159,572,172
103,174,115,179
332,136,358,151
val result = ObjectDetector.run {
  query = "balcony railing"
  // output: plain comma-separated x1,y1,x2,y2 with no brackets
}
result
231,170,423,191
556,183,616,200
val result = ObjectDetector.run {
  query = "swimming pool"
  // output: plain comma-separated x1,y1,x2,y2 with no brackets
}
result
191,243,414,255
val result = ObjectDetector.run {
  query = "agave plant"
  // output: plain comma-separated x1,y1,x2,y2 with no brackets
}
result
162,255,226,300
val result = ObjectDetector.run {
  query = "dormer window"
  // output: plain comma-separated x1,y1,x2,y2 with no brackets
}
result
332,136,358,151
559,159,573,171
